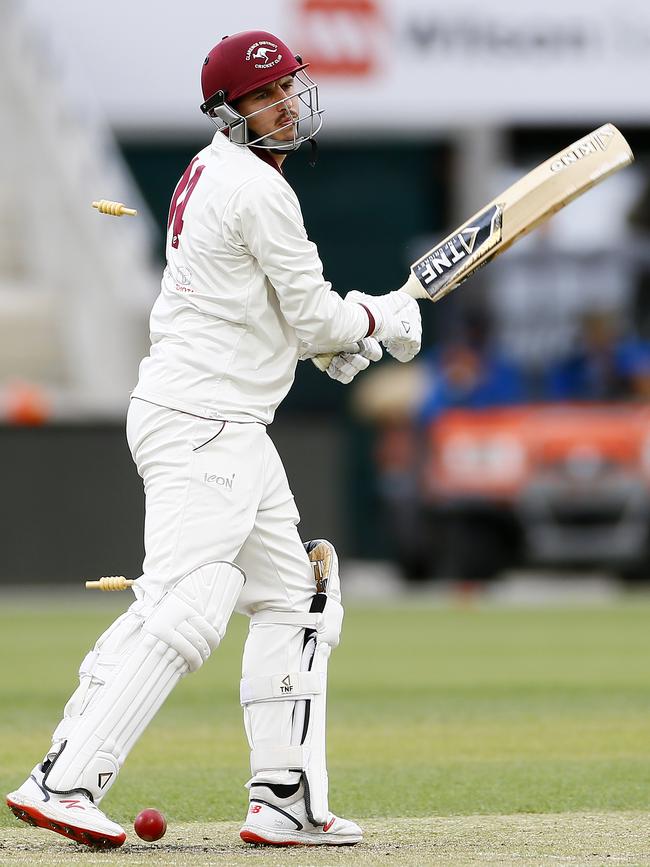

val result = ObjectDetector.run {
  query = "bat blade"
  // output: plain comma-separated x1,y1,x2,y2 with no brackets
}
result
411,203,503,301
406,123,633,303
312,123,633,372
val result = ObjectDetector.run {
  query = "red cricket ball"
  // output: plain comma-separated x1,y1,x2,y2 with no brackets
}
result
134,808,167,842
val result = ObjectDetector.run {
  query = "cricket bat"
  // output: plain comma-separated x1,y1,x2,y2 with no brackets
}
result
313,123,633,371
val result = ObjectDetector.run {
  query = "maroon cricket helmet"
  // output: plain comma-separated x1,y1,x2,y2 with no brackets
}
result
200,30,308,113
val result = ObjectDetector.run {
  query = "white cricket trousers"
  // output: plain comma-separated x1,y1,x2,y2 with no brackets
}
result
126,397,316,784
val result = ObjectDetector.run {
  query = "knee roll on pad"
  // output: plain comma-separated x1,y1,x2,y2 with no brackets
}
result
240,539,343,825
44,560,245,802
144,560,243,672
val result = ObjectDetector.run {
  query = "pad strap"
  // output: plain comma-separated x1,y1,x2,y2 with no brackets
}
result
250,610,320,628
251,745,308,774
241,671,323,704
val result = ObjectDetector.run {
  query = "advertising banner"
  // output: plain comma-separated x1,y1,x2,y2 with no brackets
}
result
23,0,650,133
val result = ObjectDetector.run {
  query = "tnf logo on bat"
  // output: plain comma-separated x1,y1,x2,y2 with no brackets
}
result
550,126,614,173
414,204,502,289
280,675,293,693
418,225,481,283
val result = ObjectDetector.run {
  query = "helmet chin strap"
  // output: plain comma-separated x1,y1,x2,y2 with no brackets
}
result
254,120,318,166
267,137,318,167
307,138,319,168
256,128,301,152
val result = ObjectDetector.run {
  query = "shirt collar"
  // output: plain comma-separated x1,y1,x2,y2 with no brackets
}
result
213,129,283,174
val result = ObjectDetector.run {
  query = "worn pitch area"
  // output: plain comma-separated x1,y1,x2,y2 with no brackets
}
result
3,814,650,865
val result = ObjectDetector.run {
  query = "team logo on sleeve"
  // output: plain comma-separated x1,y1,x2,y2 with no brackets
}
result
246,41,282,69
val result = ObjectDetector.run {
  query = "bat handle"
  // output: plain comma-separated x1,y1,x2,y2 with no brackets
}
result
311,275,426,372
311,353,336,372
400,273,430,300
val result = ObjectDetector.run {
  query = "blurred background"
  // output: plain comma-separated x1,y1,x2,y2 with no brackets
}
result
3,0,650,594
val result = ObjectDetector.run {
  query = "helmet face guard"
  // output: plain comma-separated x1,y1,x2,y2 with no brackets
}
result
202,69,323,152
200,31,323,152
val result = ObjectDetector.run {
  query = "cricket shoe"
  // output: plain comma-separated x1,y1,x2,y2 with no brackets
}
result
6,764,126,849
240,783,362,846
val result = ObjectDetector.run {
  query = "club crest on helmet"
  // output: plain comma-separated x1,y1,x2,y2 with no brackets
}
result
246,41,282,69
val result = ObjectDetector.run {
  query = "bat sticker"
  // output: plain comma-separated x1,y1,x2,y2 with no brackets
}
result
412,204,503,298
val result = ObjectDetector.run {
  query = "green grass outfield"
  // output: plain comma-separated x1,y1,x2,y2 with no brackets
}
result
2,592,650,864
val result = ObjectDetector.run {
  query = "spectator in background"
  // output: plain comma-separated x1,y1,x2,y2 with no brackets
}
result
545,311,650,402
628,172,650,340
418,310,526,424
360,310,526,581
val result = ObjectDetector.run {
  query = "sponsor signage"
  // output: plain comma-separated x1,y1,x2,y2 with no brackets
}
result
23,0,650,132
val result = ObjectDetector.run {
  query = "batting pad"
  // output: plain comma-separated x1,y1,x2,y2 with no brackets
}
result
44,560,244,802
240,539,343,825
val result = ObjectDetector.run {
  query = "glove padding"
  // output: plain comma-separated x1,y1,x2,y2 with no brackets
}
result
346,290,422,362
323,337,382,384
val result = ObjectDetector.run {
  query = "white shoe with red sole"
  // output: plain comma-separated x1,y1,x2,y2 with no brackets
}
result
6,765,126,849
240,783,362,846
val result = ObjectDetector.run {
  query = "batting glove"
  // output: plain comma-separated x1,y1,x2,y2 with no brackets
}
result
324,338,383,384
346,290,422,363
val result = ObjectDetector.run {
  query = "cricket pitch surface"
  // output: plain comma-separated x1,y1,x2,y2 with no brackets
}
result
3,813,650,866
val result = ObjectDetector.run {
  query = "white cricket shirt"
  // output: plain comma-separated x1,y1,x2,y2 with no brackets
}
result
132,131,369,423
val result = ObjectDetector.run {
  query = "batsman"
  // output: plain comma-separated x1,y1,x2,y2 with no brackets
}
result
6,30,422,848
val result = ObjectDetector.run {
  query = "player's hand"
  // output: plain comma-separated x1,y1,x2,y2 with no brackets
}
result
324,338,382,384
347,290,422,363
300,338,382,382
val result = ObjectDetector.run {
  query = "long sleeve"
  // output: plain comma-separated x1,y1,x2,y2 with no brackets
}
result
225,175,369,352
